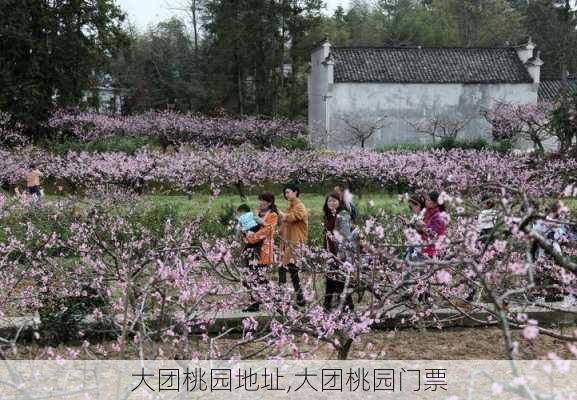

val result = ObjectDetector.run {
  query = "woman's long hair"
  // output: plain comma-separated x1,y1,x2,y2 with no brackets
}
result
258,192,279,215
428,191,446,212
409,194,425,210
323,192,343,221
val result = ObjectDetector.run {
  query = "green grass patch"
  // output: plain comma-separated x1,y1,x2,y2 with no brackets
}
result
140,193,403,220
43,136,164,155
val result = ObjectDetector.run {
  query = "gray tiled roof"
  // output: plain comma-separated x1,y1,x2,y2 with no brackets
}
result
538,78,577,102
332,47,533,84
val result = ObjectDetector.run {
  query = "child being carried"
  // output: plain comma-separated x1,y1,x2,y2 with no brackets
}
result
236,204,264,248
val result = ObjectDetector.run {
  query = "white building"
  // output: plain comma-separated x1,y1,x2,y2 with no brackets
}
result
308,38,544,149
82,86,125,114
80,73,126,114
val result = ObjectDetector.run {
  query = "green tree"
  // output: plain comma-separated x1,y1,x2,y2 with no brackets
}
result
345,0,382,46
203,0,322,117
307,7,352,47
0,0,128,127
431,0,525,47
375,0,418,45
523,0,577,80
168,0,207,54
111,18,209,113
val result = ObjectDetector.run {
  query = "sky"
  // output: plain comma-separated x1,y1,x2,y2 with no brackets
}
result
116,0,351,30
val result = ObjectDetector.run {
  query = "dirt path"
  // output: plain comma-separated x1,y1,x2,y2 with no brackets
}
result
7,326,576,360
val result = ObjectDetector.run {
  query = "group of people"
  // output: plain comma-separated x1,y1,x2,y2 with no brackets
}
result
22,162,574,308
234,183,577,312
235,184,309,312
233,183,459,313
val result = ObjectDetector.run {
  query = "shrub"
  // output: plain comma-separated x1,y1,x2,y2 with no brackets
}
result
128,203,180,238
376,142,436,152
47,110,309,149
272,136,310,150
436,137,492,151
48,136,160,155
378,138,498,152
38,286,107,342
0,111,28,147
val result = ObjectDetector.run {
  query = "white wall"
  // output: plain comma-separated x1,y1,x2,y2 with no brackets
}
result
308,42,332,148
317,82,538,149
82,88,124,114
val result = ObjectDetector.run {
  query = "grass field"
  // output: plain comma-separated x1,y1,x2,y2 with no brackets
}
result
43,191,577,230
140,192,404,219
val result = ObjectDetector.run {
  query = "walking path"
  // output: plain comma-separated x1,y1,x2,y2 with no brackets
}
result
1,302,575,337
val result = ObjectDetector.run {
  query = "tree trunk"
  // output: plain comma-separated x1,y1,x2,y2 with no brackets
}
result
535,138,544,155
337,338,353,360
192,0,199,54
236,180,246,201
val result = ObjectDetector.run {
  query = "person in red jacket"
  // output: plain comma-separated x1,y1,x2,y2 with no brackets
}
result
420,191,447,258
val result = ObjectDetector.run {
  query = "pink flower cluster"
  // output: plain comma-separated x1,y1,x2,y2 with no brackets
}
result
484,102,553,144
1,182,576,365
47,110,308,147
2,147,575,196
0,111,28,147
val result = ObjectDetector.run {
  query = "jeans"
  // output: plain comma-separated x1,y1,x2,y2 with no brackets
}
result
28,186,41,197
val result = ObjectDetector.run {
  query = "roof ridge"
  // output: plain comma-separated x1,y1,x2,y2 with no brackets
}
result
331,46,516,51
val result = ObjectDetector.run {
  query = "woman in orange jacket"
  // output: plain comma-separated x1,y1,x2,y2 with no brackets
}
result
243,192,279,312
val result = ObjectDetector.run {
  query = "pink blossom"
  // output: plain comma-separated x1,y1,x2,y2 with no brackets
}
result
522,325,539,340
435,270,452,285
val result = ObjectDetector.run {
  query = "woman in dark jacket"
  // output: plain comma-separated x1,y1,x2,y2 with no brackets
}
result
323,192,355,312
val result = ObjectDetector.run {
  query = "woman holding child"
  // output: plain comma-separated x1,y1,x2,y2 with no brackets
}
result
241,192,279,312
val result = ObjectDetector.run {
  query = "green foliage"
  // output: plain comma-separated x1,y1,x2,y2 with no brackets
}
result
430,0,525,47
126,203,181,239
192,203,236,237
311,0,524,48
522,0,577,80
376,142,437,152
203,0,323,117
0,0,128,127
0,202,76,257
217,203,237,227
111,18,209,114
272,136,311,150
436,137,493,151
377,138,503,153
39,286,107,343
46,136,161,155
551,93,577,154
